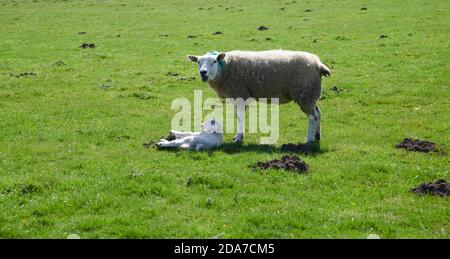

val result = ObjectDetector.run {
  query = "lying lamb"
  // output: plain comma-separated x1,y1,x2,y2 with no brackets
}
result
157,119,223,151
187,50,330,143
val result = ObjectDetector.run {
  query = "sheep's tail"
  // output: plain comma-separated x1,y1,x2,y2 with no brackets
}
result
319,62,331,77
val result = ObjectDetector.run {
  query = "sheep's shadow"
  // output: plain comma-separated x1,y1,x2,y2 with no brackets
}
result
218,143,280,154
148,141,327,156
217,142,326,156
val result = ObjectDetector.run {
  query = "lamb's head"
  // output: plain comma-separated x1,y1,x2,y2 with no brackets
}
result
187,52,225,82
201,118,223,134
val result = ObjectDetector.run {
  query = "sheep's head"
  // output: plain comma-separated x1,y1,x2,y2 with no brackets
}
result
201,118,222,134
187,51,225,82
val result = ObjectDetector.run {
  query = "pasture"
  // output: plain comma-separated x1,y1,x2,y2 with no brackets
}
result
0,0,448,238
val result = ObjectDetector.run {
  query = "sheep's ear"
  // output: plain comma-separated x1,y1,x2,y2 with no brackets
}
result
217,53,226,61
187,55,198,62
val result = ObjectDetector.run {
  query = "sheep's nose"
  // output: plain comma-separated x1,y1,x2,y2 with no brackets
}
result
200,70,207,76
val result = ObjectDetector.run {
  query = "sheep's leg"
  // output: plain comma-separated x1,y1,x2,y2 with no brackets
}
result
306,113,316,143
314,105,321,141
233,103,245,143
305,105,321,143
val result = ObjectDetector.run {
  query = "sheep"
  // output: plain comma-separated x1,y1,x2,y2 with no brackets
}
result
187,50,330,143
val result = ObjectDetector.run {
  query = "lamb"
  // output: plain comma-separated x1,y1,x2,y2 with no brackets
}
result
187,50,330,143
157,119,223,151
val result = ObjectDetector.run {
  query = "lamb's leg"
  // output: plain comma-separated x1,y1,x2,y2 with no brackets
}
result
180,143,190,149
314,105,321,141
157,137,191,148
233,103,244,143
170,130,199,139
194,144,204,151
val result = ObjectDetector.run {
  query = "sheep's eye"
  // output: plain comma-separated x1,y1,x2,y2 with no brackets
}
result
212,60,217,64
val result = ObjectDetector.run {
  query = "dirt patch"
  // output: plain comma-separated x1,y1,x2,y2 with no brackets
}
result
411,179,449,197
280,143,318,154
129,92,154,100
80,43,96,48
251,155,308,173
166,71,179,77
396,138,436,153
360,7,368,10
212,31,223,35
97,79,113,89
331,85,343,93
142,141,156,148
258,26,269,31
10,72,36,78
53,61,66,66
166,72,195,81
178,76,196,81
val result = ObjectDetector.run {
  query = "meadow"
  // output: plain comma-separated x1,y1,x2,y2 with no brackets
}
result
0,0,448,238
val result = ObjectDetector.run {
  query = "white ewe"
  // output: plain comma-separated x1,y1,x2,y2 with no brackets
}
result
187,50,330,143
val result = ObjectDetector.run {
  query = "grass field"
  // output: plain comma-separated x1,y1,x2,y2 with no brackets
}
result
0,0,449,238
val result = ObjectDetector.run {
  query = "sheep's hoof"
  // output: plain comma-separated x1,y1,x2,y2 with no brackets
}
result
315,133,321,141
305,138,315,144
233,134,244,143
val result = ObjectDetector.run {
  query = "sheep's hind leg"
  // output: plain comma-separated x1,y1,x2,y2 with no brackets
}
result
314,105,321,141
306,106,321,143
233,103,245,143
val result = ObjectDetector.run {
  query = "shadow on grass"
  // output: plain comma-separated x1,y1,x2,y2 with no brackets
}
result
217,142,328,156
148,141,328,156
218,143,280,154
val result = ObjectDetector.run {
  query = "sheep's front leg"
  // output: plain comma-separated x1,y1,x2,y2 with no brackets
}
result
314,105,321,141
306,113,316,143
233,103,245,143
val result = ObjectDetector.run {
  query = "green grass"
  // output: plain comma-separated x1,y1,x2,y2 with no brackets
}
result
0,0,449,238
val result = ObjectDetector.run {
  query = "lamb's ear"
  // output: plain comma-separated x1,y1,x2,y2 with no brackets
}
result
217,53,226,61
187,55,198,62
